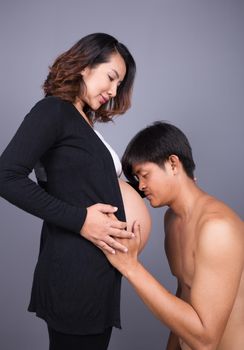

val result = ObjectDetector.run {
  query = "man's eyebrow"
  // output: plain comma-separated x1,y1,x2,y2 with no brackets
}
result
132,168,141,176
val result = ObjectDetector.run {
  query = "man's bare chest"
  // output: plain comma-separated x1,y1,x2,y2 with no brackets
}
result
165,227,196,289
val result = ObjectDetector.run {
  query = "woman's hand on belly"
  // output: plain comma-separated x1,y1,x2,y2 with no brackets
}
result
80,203,135,254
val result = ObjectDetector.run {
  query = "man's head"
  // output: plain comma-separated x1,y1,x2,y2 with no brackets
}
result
122,122,196,207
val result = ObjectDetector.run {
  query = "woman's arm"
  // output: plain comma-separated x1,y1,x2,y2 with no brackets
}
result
0,98,132,252
0,98,86,232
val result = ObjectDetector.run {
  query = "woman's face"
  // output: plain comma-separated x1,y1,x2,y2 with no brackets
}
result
80,52,126,110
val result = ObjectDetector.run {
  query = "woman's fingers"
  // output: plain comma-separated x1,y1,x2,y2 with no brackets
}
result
107,210,135,238
98,238,128,254
108,219,127,230
106,236,128,253
108,227,134,239
95,203,118,214
80,203,135,252
98,241,116,255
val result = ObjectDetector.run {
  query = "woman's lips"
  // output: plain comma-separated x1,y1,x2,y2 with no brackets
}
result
99,95,108,104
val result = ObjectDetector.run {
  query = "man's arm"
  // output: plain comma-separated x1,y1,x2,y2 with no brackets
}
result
105,220,244,350
166,282,182,350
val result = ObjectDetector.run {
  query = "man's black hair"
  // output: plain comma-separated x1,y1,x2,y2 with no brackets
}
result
122,121,195,183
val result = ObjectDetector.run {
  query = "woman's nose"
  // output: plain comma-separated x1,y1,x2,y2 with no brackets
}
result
108,84,117,98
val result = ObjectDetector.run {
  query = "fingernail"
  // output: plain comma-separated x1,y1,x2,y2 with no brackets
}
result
112,250,116,254
124,248,128,253
113,207,118,211
131,233,135,238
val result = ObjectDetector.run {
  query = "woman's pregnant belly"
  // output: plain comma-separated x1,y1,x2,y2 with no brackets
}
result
118,179,151,252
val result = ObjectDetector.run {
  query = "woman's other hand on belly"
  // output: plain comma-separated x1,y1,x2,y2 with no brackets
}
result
80,203,135,254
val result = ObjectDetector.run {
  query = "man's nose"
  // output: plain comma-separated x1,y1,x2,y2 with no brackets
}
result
138,180,146,191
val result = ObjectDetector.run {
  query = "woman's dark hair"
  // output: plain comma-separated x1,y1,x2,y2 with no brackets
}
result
122,121,196,182
43,33,136,122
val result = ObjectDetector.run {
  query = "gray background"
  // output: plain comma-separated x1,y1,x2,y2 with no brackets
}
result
0,0,243,349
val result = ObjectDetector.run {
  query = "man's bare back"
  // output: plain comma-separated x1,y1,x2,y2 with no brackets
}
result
165,192,244,350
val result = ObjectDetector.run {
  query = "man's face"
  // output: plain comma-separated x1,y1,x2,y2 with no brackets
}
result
133,161,175,208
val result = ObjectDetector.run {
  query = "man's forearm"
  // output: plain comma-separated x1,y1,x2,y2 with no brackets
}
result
123,262,209,350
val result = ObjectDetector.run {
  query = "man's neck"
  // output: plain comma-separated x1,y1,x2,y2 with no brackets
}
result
168,178,206,221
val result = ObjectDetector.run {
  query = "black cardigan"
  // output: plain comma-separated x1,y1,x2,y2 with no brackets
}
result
0,96,126,334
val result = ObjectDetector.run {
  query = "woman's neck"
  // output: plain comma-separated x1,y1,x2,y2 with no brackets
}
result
73,99,93,127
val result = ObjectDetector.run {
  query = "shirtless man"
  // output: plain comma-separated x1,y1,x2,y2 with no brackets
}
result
103,122,244,350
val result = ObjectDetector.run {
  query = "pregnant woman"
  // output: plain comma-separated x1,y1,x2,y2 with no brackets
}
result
0,33,150,350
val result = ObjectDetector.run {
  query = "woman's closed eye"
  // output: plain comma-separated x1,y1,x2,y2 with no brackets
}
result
108,75,114,82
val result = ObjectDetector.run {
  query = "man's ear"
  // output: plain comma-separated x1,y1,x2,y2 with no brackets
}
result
168,155,180,174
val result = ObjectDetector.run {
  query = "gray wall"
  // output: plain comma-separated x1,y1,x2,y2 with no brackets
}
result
0,0,243,349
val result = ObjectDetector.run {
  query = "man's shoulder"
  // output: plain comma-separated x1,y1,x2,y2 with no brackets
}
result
198,195,242,233
196,200,243,255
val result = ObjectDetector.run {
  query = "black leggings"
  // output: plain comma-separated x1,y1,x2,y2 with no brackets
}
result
48,326,112,350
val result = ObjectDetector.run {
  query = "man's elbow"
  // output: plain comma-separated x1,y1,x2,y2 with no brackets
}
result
193,331,220,350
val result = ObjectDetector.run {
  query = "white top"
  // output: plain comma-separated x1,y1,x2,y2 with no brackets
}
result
94,129,122,177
